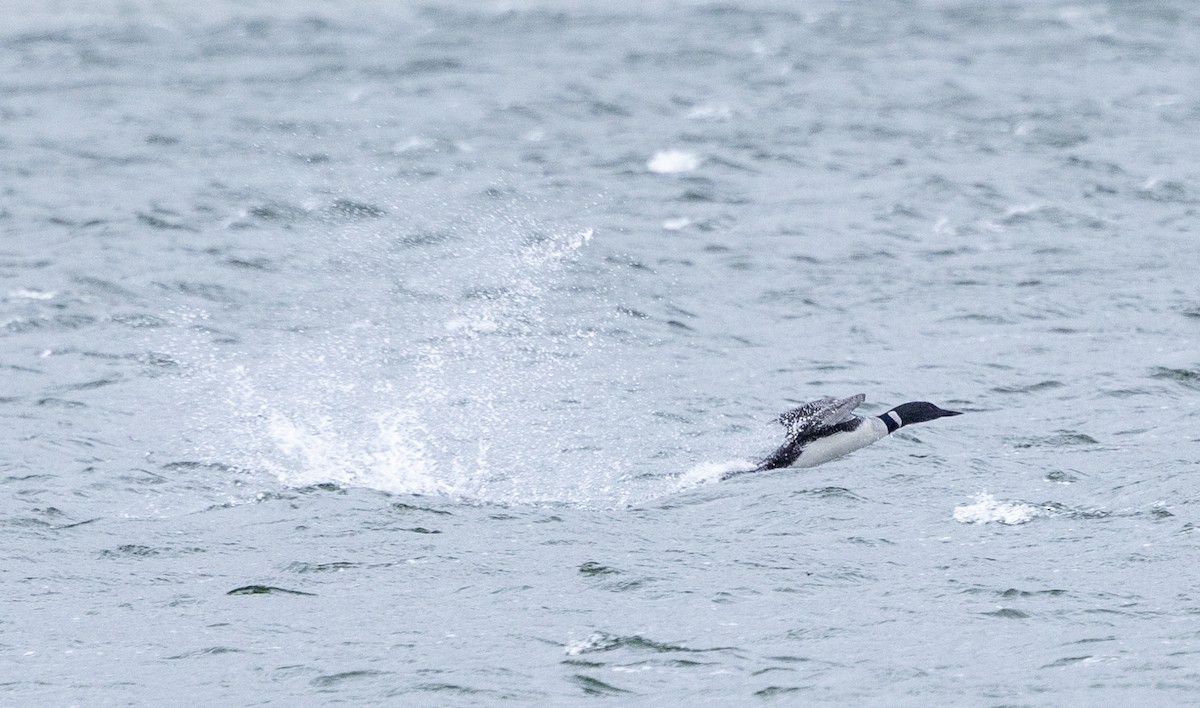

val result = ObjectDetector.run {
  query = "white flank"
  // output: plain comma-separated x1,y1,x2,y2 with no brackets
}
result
793,418,889,468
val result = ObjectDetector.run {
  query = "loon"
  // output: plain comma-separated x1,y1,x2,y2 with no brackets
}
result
724,394,961,480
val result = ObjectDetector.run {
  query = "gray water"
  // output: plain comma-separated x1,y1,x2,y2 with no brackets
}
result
3,0,1200,704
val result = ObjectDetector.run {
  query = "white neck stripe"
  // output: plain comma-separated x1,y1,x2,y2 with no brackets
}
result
887,411,902,426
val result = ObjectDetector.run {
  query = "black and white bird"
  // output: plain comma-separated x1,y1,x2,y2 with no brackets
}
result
725,394,961,479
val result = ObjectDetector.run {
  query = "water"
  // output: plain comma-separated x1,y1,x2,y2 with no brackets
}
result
3,0,1200,704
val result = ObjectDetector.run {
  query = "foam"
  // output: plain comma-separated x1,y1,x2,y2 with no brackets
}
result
565,632,612,656
9,288,57,300
953,492,1040,525
647,150,701,174
686,103,734,121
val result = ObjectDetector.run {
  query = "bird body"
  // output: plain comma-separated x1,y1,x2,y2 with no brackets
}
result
725,394,961,479
785,416,891,469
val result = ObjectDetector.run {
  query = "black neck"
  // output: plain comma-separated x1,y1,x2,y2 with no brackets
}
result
878,412,900,434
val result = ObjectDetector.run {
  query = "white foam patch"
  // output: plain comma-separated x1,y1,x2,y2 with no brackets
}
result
686,103,734,121
676,460,753,490
953,493,1041,525
9,288,56,300
392,137,431,154
647,150,701,174
661,217,691,231
564,632,612,656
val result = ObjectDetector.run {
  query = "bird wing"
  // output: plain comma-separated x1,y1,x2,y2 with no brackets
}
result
777,394,866,435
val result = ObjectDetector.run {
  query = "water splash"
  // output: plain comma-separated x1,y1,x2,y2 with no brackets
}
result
265,409,452,496
675,460,754,490
177,218,672,508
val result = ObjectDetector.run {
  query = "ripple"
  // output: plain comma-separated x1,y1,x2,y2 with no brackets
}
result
1011,431,1100,448
999,588,1067,598
161,460,241,474
244,202,310,222
226,585,316,596
99,544,204,558
570,674,632,696
224,257,274,271
1151,366,1200,390
564,632,726,656
166,646,245,660
112,313,169,328
1041,655,1095,668
992,380,1064,394
756,686,803,697
408,682,482,695
327,198,387,219
311,670,389,687
790,486,867,501
62,377,120,392
136,212,197,231
285,561,359,573
161,281,246,303
392,501,453,516
72,276,136,298
36,397,86,408
1137,178,1193,203
981,608,1031,619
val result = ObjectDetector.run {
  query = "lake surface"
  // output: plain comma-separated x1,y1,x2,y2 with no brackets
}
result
3,0,1200,704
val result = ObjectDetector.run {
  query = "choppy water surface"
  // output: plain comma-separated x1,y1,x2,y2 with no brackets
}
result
3,0,1200,704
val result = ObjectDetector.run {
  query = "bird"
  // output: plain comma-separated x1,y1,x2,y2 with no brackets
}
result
723,394,961,480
